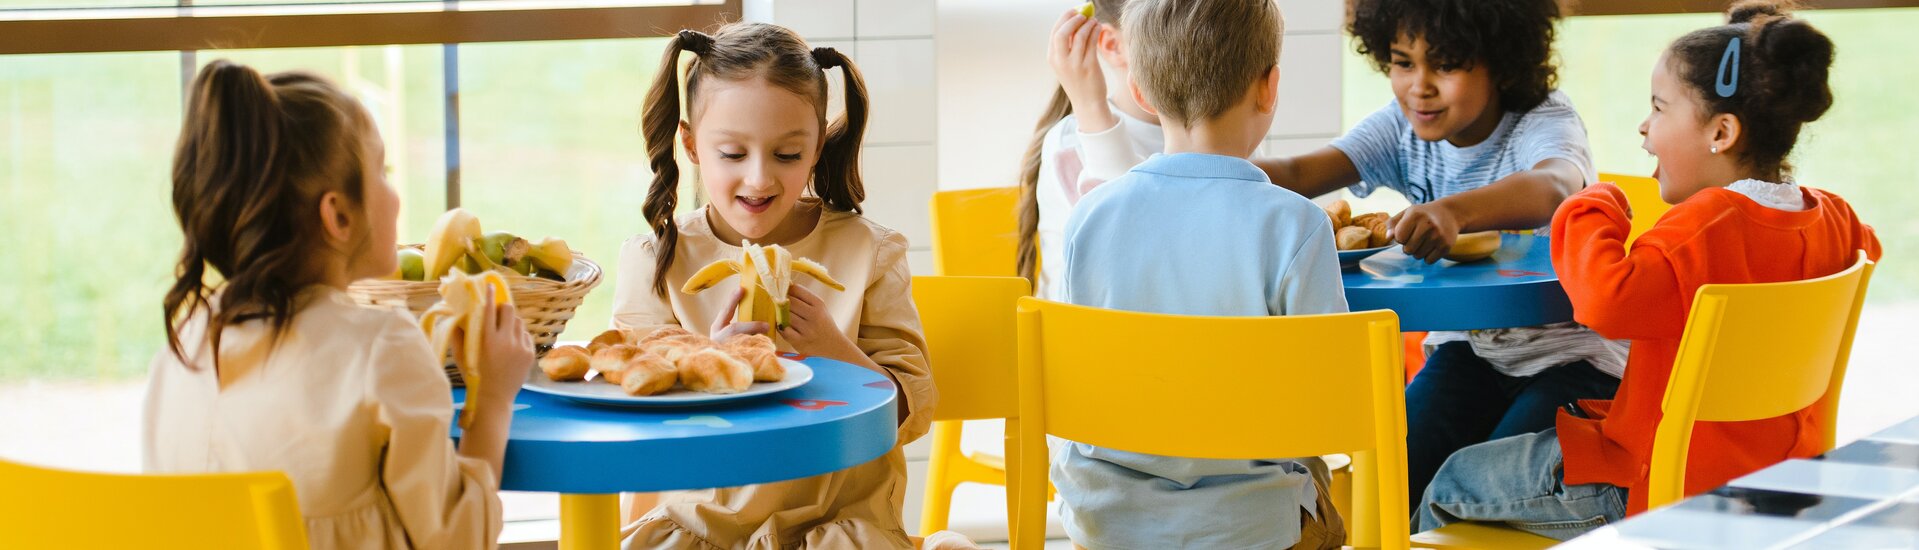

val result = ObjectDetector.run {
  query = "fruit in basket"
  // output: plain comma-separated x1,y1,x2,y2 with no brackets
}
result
389,248,426,281
1445,231,1502,263
425,208,484,280
479,231,530,268
682,241,845,330
418,269,513,429
525,237,576,277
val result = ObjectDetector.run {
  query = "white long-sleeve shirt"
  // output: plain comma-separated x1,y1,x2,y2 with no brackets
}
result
1034,104,1163,300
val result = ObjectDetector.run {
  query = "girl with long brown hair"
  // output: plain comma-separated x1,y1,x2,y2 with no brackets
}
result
608,23,968,549
143,60,532,549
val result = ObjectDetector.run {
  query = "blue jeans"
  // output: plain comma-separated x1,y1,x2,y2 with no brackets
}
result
1403,342,1620,509
1415,429,1629,541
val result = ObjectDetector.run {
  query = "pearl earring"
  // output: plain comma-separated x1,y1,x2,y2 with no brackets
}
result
1711,146,1719,154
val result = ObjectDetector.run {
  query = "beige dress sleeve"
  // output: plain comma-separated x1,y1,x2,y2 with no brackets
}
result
611,232,688,335
856,229,936,445
367,313,504,549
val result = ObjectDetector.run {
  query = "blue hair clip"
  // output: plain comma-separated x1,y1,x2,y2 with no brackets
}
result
1715,37,1741,98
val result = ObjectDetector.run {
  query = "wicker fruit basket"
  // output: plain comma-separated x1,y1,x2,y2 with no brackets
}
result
346,245,602,352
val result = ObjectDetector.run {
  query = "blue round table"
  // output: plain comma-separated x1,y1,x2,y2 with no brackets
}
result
1342,233,1574,332
451,354,899,550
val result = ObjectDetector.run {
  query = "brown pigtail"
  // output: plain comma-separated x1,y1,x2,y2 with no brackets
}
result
640,31,709,297
1014,87,1074,284
810,46,867,214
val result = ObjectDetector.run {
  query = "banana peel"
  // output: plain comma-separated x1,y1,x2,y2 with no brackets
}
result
425,208,483,280
682,241,844,334
419,270,513,430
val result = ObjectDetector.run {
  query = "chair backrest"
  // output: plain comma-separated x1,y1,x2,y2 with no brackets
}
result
913,275,1031,421
929,187,1021,277
0,457,308,549
1012,298,1408,550
1599,173,1672,245
1648,252,1875,509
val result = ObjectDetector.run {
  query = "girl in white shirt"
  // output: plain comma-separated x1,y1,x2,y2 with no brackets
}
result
1016,1,1162,298
144,60,533,549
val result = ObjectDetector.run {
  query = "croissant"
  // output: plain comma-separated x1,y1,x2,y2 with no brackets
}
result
539,345,591,382
677,348,754,394
724,340,784,382
591,344,644,385
1325,199,1352,230
643,334,715,363
620,350,679,396
1353,213,1391,248
637,326,696,347
1336,225,1374,251
588,329,631,353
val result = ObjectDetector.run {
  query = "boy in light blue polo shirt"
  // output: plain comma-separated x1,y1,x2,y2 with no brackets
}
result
1052,1,1348,548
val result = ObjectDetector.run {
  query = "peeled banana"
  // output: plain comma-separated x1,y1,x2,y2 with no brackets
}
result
682,241,845,331
424,209,483,280
419,270,513,430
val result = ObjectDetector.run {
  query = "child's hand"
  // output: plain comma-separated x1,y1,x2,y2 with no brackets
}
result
710,287,771,341
1049,9,1115,133
779,285,863,363
1391,202,1463,264
474,291,534,403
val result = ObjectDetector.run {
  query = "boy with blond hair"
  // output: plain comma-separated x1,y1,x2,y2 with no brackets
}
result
1054,1,1346,548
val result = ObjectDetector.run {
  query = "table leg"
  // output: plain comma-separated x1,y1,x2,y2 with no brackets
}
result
560,493,620,550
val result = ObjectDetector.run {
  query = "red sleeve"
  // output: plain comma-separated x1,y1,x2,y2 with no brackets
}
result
1551,183,1689,340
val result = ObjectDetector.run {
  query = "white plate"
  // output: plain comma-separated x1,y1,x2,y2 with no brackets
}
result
522,358,813,408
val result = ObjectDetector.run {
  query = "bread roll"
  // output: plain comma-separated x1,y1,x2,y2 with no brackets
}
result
1325,199,1352,230
726,342,784,382
1445,231,1502,262
590,344,644,385
588,329,630,353
1336,225,1373,251
1354,213,1391,248
538,345,591,382
637,326,695,347
677,348,754,394
643,334,714,363
619,350,679,396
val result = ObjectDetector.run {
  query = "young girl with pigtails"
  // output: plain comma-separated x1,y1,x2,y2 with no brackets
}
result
609,24,972,549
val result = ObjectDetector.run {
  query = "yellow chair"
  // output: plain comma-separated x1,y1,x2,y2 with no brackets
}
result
1410,252,1875,548
929,187,1021,277
0,457,308,549
1598,173,1672,245
1648,252,1875,508
920,187,1026,534
1011,298,1409,550
913,275,1032,536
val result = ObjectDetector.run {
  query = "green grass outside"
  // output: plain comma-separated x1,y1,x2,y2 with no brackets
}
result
2,7,1914,381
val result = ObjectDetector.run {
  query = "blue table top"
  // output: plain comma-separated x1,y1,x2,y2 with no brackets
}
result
1561,414,1919,550
1341,233,1574,332
451,354,899,494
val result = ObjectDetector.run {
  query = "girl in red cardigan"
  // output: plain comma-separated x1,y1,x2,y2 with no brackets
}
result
1412,1,1881,540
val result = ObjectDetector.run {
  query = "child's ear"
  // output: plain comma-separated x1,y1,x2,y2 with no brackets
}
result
1256,64,1280,115
679,121,700,165
1128,80,1159,117
1096,24,1126,70
317,190,355,251
1710,112,1742,157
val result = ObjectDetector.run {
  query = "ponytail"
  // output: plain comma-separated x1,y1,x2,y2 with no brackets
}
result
1014,86,1074,284
640,30,710,297
809,46,868,214
164,60,367,371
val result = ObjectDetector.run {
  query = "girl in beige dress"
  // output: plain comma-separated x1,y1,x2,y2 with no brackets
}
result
143,60,534,549
611,24,971,550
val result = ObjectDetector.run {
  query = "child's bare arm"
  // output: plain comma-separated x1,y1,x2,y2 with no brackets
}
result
1252,146,1361,199
1392,158,1583,263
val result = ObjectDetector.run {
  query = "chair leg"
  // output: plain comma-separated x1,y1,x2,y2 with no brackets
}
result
920,420,965,535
